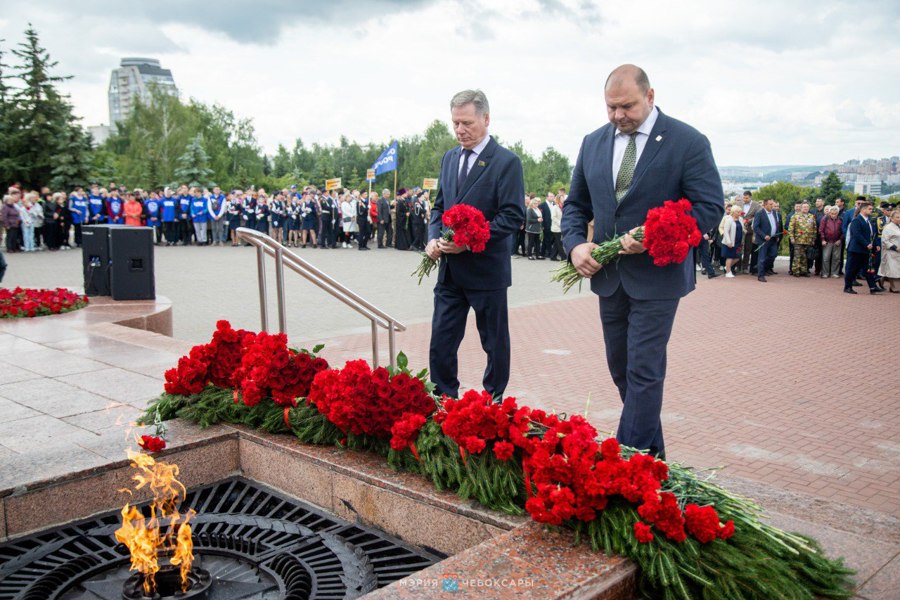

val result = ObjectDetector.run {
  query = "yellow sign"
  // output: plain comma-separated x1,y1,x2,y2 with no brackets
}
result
325,178,342,191
423,178,439,190
366,169,376,181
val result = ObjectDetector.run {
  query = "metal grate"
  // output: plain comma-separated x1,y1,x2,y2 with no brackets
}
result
0,477,442,599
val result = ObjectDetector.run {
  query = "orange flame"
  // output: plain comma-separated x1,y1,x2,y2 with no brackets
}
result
115,451,195,594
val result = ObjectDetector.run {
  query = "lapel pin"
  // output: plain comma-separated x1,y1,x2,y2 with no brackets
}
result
478,160,486,167
655,135,663,142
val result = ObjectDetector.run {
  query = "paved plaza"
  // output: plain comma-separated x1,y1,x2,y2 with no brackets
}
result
2,244,898,596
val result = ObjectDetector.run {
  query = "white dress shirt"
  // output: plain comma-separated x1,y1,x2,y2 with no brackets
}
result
459,134,491,178
612,106,659,182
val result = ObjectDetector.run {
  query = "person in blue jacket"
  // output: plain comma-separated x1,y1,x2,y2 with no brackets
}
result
145,191,162,244
88,185,107,224
161,188,180,246
178,185,192,245
189,187,209,245
68,187,89,246
107,189,125,224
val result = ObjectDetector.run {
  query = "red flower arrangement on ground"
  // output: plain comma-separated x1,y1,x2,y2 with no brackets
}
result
164,320,328,406
552,198,703,291
144,324,854,599
412,203,491,284
308,359,435,447
0,287,89,318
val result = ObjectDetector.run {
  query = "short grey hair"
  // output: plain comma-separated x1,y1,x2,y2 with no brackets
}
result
450,89,489,115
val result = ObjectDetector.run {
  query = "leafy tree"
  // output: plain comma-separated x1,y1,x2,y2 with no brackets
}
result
2,25,89,190
173,134,214,188
820,171,844,203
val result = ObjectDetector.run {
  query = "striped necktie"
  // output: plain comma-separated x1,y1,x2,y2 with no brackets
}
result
615,132,638,202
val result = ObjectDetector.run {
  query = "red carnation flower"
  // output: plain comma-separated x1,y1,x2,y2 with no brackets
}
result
138,435,166,453
634,522,654,543
493,440,515,461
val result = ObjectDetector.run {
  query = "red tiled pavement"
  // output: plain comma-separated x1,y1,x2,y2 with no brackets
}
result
307,273,900,519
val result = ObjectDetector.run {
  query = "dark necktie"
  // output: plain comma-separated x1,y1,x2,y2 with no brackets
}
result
458,149,473,194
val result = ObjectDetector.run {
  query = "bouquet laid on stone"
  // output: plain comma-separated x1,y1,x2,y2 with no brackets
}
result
0,287,89,318
412,203,490,284
553,198,703,292
141,321,853,600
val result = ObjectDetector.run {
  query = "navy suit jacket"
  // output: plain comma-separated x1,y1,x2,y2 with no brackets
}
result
539,202,552,232
847,215,874,254
561,109,723,300
752,209,782,244
428,136,525,290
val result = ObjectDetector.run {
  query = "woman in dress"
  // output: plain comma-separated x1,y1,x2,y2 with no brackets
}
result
720,205,744,278
226,192,242,246
301,193,319,248
878,209,900,293
242,190,257,233
254,194,270,234
269,192,285,243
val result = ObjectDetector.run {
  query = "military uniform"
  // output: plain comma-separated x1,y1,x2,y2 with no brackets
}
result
789,212,817,275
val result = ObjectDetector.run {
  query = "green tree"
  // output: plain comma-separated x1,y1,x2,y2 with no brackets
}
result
536,147,572,193
174,134,214,188
820,171,844,203
3,25,89,190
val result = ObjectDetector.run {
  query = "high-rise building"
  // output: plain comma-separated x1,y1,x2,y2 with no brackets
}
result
108,58,177,127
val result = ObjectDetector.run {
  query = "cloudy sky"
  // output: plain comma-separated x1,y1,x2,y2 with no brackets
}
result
1,0,897,166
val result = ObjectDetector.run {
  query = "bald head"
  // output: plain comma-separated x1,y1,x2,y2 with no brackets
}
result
604,64,654,134
605,64,651,94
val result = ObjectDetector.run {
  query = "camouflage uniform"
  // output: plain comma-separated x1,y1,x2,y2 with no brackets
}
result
789,213,817,275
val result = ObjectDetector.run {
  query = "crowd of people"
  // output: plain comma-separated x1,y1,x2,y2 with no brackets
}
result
0,183,436,254
1,182,898,295
696,191,900,294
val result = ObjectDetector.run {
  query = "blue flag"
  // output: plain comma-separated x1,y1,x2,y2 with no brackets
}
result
372,141,398,177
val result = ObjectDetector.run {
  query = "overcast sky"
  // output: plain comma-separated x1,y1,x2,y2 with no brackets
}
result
1,0,897,167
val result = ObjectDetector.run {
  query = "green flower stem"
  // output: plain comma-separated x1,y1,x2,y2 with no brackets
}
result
551,228,645,293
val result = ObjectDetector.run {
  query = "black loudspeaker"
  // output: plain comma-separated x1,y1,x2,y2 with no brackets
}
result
110,227,155,300
81,225,111,296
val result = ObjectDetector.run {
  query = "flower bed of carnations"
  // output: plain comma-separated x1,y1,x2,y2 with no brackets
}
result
0,287,89,318
141,321,853,600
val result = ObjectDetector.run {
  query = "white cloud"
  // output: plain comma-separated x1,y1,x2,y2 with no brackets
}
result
0,0,897,167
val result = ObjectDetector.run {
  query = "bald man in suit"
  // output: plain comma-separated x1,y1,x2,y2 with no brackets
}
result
561,65,724,459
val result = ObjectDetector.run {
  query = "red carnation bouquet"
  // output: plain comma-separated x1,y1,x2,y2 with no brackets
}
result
412,203,491,284
553,198,702,292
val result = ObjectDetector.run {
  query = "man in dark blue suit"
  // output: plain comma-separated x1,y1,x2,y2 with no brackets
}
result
752,198,783,281
561,65,723,459
843,201,882,295
426,90,526,399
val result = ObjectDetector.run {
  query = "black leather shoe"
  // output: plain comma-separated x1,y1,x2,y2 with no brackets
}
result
844,288,858,294
870,288,884,294
852,281,863,287
766,270,777,275
758,276,767,282
799,273,810,277
707,273,719,279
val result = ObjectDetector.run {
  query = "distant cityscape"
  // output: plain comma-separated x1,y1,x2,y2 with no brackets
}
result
720,157,899,197
85,57,896,198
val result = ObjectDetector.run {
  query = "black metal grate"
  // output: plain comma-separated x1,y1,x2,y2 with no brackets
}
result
0,477,442,599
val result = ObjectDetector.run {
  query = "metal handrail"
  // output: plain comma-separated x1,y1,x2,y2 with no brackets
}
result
235,227,406,367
